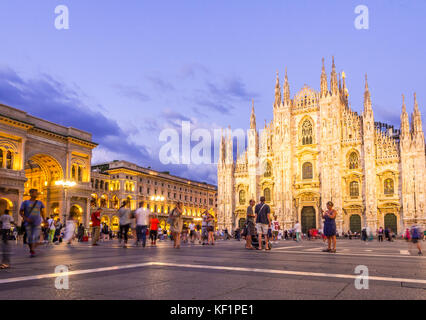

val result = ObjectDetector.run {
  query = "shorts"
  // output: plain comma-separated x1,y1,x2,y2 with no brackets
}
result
246,222,256,236
256,223,269,235
412,238,419,244
149,230,158,240
25,224,41,244
189,230,195,237
207,226,214,232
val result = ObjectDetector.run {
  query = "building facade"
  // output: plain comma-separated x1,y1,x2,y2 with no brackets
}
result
91,160,217,232
217,58,425,235
0,103,97,226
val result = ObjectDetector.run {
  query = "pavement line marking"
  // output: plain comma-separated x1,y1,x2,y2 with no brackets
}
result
0,261,425,286
274,246,304,250
270,249,425,259
152,262,426,285
0,262,154,285
400,250,410,255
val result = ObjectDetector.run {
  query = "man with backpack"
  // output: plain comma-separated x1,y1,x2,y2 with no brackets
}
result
19,189,46,257
255,196,271,251
411,224,423,256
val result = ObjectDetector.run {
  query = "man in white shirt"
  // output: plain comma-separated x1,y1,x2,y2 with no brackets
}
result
1,209,15,268
47,215,56,244
294,221,302,242
188,222,196,244
134,201,150,247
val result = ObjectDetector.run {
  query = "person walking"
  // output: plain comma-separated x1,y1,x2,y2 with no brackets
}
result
118,201,132,248
63,212,77,245
91,207,102,246
271,216,279,243
294,221,301,242
77,223,85,242
19,189,47,257
54,219,63,244
207,212,215,245
201,211,208,245
169,202,183,249
245,199,256,250
134,201,149,247
254,196,271,251
149,213,160,246
321,201,337,253
46,215,56,244
1,209,15,269
410,224,423,255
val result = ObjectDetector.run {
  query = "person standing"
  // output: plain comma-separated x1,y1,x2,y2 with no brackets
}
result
294,221,301,242
118,201,132,248
54,219,63,244
245,199,256,250
91,207,102,246
47,215,56,244
188,222,196,244
378,226,384,242
201,211,208,245
134,202,149,247
19,189,46,257
149,213,160,246
321,201,337,253
169,202,183,249
1,209,15,269
255,196,271,251
77,223,85,242
272,216,279,243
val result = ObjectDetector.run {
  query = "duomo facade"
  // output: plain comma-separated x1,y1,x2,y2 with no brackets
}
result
217,58,425,235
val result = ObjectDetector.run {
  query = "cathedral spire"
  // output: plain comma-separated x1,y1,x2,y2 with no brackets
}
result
274,71,281,107
330,56,338,95
320,57,328,97
411,92,424,135
283,67,291,105
363,73,372,112
250,100,256,130
400,94,410,138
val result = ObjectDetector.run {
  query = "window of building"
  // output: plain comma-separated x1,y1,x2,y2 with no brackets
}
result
301,119,313,145
264,188,271,202
384,178,394,195
302,162,313,179
348,152,359,169
349,181,359,197
72,165,76,180
239,190,246,205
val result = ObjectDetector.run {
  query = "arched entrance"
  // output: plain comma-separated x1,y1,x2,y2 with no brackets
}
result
384,213,397,233
0,198,13,213
301,206,316,234
111,216,119,232
349,214,361,233
70,205,83,224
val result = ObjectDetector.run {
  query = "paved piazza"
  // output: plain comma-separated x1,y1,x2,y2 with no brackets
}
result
0,239,424,300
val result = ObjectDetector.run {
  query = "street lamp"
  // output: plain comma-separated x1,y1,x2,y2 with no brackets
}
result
55,180,76,223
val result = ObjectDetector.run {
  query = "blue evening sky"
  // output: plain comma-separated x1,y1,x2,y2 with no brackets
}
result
0,0,424,184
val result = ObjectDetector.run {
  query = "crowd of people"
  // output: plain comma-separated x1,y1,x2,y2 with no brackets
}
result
0,189,424,269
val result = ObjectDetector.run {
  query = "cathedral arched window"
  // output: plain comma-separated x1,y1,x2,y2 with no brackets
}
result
301,120,313,145
384,179,394,195
264,161,272,177
239,190,246,205
349,181,359,197
264,188,271,202
78,166,83,182
6,151,13,169
302,162,313,180
348,152,359,169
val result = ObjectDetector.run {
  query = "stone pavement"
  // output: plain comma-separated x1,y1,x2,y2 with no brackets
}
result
0,238,424,300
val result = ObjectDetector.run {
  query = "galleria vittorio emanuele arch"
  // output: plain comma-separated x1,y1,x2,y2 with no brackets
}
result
217,58,425,235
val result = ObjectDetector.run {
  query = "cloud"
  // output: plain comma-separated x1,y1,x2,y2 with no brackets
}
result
0,67,150,163
113,84,150,102
146,76,175,91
